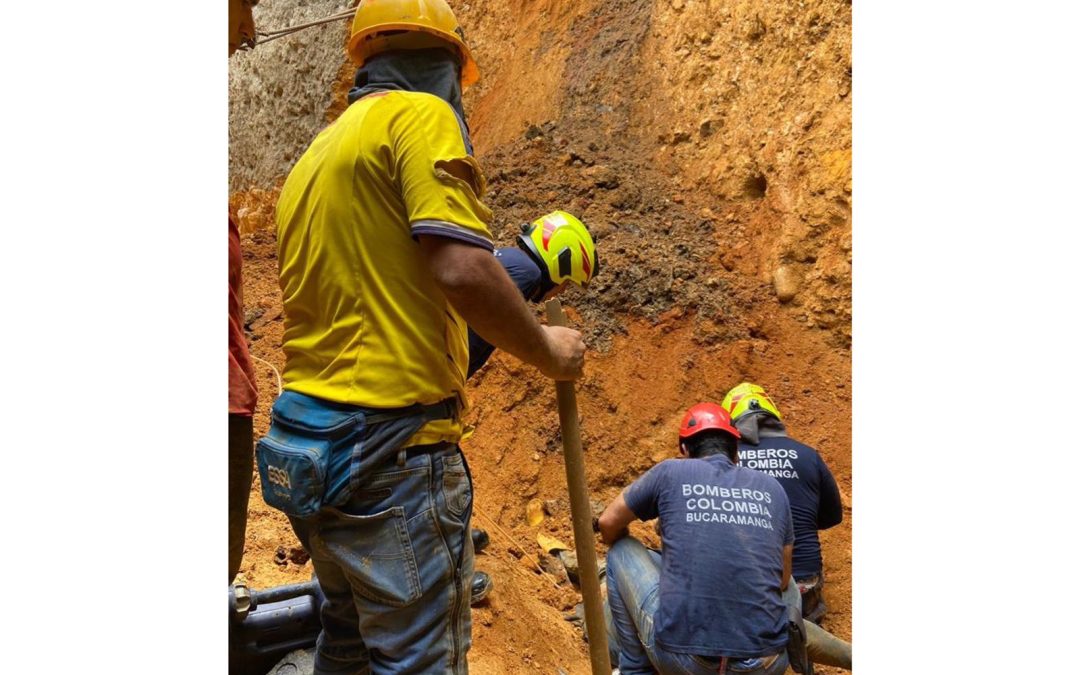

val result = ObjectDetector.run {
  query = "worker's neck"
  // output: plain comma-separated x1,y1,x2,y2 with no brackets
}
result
348,49,467,131
734,414,788,445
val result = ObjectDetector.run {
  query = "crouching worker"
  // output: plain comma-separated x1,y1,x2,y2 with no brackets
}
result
596,403,852,674
723,382,844,624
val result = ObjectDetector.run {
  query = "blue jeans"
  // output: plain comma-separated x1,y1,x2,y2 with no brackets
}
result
604,537,789,675
289,445,474,674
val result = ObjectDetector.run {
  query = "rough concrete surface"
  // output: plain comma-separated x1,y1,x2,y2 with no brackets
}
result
228,0,353,191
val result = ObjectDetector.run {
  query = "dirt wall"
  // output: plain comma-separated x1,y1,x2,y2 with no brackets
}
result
229,1,852,672
455,0,852,346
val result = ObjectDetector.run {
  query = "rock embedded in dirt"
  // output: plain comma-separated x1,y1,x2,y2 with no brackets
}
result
558,550,580,586
772,265,801,303
583,164,619,189
590,499,606,520
543,499,564,517
540,553,563,577
526,499,546,527
287,546,310,565
244,307,265,328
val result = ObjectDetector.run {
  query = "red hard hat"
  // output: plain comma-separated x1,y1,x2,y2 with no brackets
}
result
679,402,741,441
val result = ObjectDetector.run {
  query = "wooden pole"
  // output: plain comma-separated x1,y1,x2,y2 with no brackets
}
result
545,299,611,675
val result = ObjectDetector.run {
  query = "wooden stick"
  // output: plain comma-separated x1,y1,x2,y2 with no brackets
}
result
545,300,611,675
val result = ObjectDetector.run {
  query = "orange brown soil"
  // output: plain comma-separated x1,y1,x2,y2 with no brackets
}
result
230,0,851,672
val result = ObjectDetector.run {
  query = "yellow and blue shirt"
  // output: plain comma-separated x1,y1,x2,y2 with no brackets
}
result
275,90,493,446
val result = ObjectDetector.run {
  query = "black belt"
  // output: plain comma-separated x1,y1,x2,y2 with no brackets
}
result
403,441,457,461
363,397,458,427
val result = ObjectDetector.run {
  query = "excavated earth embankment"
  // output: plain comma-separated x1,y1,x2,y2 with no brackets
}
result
229,1,851,672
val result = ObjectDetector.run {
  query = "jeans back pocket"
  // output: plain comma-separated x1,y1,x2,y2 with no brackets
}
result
441,452,471,519
314,506,422,608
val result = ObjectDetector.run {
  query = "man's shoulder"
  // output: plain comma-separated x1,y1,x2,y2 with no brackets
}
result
783,435,819,452
749,435,821,460
494,246,530,264
632,458,681,485
379,90,456,116
494,247,542,277
342,90,454,126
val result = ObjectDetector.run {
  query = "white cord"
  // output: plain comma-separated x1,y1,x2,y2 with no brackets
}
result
252,355,283,395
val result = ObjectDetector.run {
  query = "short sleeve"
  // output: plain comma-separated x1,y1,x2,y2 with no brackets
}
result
390,94,494,249
624,462,669,522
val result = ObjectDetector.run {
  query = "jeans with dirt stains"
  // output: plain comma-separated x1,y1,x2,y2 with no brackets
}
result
289,445,474,675
604,537,788,675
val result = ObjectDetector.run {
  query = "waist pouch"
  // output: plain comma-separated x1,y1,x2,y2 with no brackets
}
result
256,391,457,519
785,601,814,675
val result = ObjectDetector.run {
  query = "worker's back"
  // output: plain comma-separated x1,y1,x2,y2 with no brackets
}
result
275,89,494,446
738,435,843,580
623,454,793,658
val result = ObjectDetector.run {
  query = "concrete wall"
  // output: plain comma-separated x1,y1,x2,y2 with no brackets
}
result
228,0,352,191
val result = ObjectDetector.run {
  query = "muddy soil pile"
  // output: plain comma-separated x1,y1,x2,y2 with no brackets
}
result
230,1,851,672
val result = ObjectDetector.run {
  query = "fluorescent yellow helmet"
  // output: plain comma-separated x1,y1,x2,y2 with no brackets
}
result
722,382,783,422
517,211,599,288
348,0,480,87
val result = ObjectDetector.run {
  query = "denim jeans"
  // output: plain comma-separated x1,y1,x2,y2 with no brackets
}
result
289,445,474,674
604,537,789,675
604,537,853,673
796,574,827,623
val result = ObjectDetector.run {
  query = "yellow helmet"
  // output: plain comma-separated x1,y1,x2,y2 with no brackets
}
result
517,211,599,288
348,0,480,87
722,382,783,422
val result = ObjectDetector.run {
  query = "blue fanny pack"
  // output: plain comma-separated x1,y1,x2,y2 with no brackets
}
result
256,391,457,519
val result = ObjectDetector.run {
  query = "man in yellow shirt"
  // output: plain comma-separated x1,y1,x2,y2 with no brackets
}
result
257,1,585,672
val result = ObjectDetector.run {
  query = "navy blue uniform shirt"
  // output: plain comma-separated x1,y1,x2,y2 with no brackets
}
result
623,454,794,659
466,247,545,378
738,436,842,580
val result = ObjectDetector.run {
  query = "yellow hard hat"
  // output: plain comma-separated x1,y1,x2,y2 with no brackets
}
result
517,211,599,288
348,0,480,87
722,382,783,422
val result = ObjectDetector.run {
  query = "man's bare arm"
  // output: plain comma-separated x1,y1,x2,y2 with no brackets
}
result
598,492,637,545
418,235,585,380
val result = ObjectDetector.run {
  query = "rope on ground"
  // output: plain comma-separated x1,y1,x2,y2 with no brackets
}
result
237,7,356,51
473,506,562,589
252,355,283,395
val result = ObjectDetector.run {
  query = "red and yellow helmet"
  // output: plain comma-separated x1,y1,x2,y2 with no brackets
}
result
348,0,480,87
722,382,783,423
517,211,599,288
679,403,741,441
